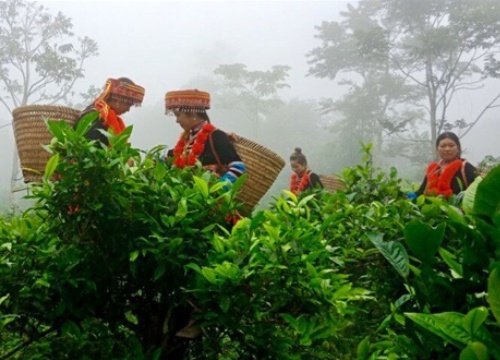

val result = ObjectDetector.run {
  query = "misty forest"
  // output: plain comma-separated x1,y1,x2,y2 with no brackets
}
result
1,0,500,359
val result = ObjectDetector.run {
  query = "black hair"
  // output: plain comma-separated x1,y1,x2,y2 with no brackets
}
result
197,111,210,123
117,77,135,84
177,107,211,123
290,147,307,166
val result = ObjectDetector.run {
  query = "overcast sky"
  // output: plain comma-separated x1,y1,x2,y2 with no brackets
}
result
42,0,346,105
2,0,499,201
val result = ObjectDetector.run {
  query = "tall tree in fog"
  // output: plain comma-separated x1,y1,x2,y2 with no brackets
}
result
214,63,290,138
0,0,98,113
320,73,424,165
308,0,500,160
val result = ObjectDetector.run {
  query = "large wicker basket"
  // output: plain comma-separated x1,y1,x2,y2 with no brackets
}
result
232,135,285,215
12,105,80,183
319,174,345,192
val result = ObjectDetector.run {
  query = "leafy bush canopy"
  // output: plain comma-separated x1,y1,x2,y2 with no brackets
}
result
1,120,500,359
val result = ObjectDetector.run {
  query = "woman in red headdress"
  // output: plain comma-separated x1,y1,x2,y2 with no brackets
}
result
163,90,246,347
75,77,145,146
164,89,246,185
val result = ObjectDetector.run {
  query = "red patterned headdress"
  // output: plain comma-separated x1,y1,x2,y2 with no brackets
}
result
104,78,145,106
164,89,210,114
94,78,145,119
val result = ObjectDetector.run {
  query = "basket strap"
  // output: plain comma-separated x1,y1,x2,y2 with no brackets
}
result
461,160,469,189
209,133,222,167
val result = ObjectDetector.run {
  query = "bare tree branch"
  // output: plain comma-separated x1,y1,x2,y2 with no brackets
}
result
461,91,500,138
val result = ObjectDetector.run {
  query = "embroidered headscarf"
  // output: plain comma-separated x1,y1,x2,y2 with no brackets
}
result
95,78,145,115
94,77,145,134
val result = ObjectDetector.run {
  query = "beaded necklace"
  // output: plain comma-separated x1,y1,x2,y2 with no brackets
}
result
173,122,216,168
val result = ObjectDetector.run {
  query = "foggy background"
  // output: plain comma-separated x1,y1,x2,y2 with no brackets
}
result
1,0,499,211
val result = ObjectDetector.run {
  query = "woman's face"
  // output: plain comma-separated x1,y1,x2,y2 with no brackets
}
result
290,160,307,176
437,138,460,162
108,99,132,115
174,110,198,131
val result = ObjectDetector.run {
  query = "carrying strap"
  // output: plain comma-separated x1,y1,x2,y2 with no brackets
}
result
209,133,222,168
461,160,469,189
208,133,228,175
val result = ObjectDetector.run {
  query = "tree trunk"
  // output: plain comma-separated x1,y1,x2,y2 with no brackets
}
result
136,303,193,360
426,58,438,159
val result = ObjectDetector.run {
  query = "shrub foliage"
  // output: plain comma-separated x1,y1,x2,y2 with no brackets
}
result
1,122,500,359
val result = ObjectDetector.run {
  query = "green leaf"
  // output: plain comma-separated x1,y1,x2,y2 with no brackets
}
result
438,247,463,277
394,294,412,309
175,198,188,219
46,120,65,141
220,297,230,313
0,315,17,329
75,111,99,135
154,264,166,281
376,314,393,332
460,342,489,360
35,277,50,288
0,294,9,306
488,268,500,325
368,232,409,279
463,177,483,214
404,220,445,264
1,242,12,251
130,250,139,262
152,348,162,360
61,320,81,340
473,165,500,218
44,153,60,179
306,262,318,277
280,313,297,327
193,176,209,198
405,312,470,348
394,313,405,326
184,263,201,274
154,160,167,181
201,267,217,284
109,125,133,148
298,194,316,207
463,307,488,337
210,180,227,194
409,264,421,277
442,205,467,225
230,173,247,195
213,236,225,253
283,190,298,202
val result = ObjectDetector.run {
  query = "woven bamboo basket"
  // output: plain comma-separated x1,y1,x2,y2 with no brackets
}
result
319,174,345,192
12,105,80,183
231,135,285,215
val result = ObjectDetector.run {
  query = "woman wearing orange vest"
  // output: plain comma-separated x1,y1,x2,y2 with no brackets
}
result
412,132,477,199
